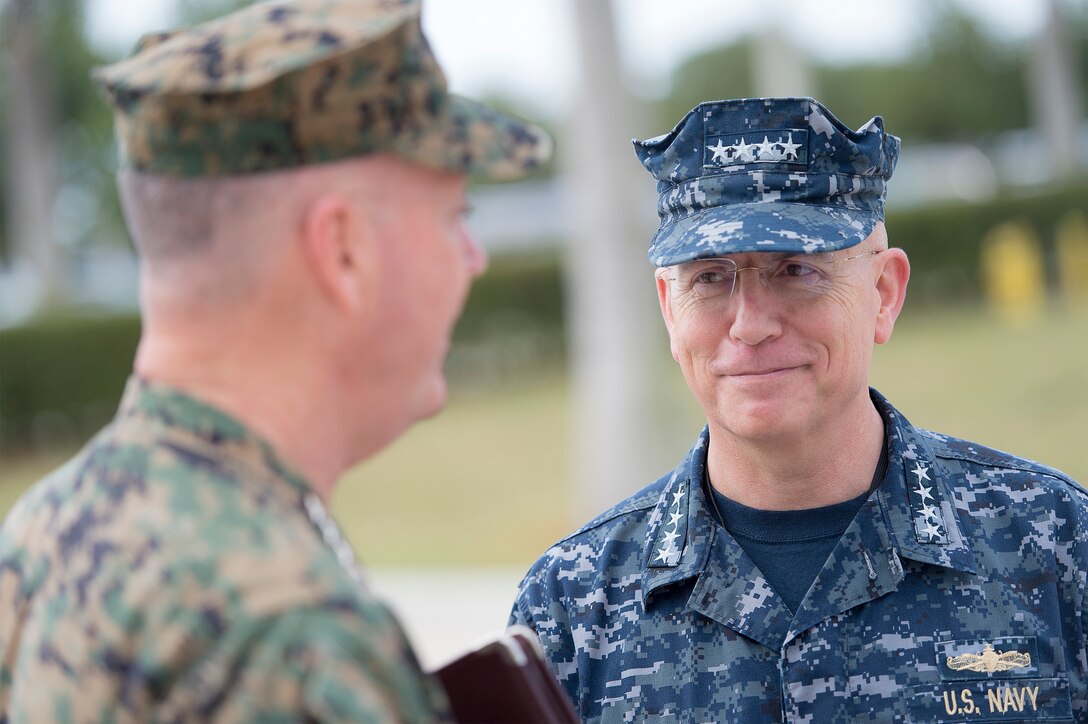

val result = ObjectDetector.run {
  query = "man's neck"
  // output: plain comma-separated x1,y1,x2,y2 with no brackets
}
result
134,328,347,500
705,395,885,511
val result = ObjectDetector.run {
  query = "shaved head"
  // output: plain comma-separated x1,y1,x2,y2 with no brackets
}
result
118,169,299,305
118,159,386,308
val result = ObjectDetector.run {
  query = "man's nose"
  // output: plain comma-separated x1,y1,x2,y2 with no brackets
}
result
728,269,781,346
462,231,488,277
732,265,771,293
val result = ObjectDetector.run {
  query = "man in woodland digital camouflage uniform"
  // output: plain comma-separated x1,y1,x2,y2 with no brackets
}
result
512,98,1087,721
0,0,549,720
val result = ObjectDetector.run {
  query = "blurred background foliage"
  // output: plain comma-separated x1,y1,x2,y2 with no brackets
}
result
662,7,1088,140
3,1,1086,264
1,0,1086,564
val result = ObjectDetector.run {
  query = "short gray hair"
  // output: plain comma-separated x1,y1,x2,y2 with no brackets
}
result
118,170,281,260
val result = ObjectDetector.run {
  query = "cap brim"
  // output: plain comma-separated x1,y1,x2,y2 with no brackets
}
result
648,202,880,266
394,95,552,182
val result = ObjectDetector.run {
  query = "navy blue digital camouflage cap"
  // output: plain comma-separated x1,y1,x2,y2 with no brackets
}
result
633,97,900,266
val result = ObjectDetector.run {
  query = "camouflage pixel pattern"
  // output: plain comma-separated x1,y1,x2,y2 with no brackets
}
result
0,379,450,722
511,390,1088,722
633,97,900,266
92,0,551,180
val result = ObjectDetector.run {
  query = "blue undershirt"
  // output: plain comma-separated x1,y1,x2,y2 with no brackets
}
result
708,444,888,614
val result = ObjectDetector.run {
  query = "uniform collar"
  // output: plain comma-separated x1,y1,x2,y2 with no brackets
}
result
640,389,976,612
640,429,717,605
870,389,976,575
116,376,314,499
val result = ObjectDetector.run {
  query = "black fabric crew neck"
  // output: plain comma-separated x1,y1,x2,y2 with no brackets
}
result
713,490,870,544
708,441,889,614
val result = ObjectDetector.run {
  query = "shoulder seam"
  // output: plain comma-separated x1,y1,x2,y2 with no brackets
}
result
553,498,658,546
933,450,1086,498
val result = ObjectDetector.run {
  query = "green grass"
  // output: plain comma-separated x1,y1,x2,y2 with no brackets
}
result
870,305,1087,481
333,372,573,567
2,306,1085,567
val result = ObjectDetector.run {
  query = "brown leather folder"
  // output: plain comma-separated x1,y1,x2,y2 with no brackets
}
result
433,626,579,723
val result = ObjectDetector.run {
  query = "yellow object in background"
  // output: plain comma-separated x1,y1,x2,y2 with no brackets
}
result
980,221,1046,326
1056,211,1088,310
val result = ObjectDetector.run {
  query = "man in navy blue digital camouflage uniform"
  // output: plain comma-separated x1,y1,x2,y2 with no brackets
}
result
511,97,1087,722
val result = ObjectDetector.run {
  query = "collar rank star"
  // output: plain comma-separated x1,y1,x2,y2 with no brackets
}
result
653,483,687,566
947,644,1032,673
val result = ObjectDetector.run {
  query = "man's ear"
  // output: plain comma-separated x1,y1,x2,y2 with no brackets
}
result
656,272,681,362
299,194,374,314
874,248,910,345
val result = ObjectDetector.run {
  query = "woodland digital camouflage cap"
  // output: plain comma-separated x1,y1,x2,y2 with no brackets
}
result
92,0,551,179
633,97,900,266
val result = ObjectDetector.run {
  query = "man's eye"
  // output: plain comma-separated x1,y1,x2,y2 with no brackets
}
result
693,270,729,284
777,261,819,278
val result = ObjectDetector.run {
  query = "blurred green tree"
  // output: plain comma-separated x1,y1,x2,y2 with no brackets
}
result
653,3,1087,143
654,40,758,131
817,7,1030,140
1,0,1084,314
0,0,256,311
1,0,116,300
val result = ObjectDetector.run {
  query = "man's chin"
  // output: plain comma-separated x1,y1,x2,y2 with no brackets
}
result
414,375,450,421
712,394,809,442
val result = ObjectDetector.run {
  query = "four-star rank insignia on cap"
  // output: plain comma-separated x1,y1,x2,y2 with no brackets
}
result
704,130,808,169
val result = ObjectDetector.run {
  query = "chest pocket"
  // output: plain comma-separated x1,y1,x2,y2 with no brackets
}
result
906,637,1073,722
906,678,1073,722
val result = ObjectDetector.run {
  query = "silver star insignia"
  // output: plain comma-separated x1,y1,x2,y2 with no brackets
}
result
756,136,778,160
707,139,731,163
656,542,680,563
734,137,755,162
779,132,802,160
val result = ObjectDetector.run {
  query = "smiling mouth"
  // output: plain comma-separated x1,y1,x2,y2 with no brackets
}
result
729,365,803,379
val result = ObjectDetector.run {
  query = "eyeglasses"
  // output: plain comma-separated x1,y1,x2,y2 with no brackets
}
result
662,250,883,304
